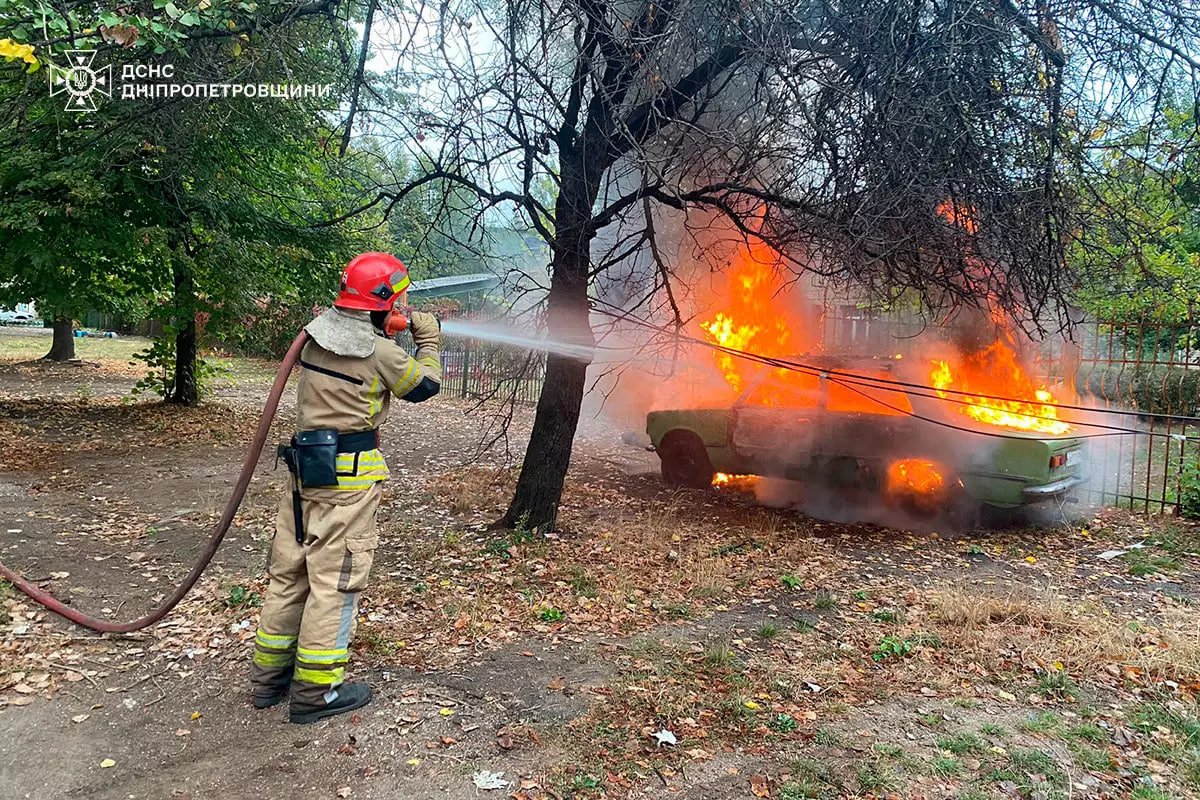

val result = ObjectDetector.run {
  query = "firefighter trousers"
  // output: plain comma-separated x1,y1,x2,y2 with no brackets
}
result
250,481,381,707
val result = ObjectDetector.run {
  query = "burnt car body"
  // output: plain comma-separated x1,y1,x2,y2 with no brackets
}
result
645,356,1086,512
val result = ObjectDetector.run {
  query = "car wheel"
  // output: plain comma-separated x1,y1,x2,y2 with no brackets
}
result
658,430,715,489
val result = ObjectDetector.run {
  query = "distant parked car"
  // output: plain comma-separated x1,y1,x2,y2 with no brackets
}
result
0,310,38,325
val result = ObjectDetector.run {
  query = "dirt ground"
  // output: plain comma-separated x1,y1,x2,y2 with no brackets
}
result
1,328,1198,800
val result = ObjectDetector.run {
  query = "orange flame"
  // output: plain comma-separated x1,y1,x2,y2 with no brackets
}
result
887,458,945,497
712,472,760,491
936,200,978,234
695,239,909,414
930,339,1070,436
698,239,798,400
701,313,762,394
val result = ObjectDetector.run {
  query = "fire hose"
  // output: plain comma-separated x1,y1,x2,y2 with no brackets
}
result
0,330,311,634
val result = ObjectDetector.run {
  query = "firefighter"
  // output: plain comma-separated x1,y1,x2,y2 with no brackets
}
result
249,252,442,724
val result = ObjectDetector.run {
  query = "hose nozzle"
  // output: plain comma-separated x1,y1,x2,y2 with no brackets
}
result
384,306,412,337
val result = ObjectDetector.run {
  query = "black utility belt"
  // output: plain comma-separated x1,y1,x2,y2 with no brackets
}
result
277,428,379,488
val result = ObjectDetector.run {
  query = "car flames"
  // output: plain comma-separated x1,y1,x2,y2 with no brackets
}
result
694,236,1071,437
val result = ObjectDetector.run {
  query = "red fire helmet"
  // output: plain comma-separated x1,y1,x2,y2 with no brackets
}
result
334,252,411,311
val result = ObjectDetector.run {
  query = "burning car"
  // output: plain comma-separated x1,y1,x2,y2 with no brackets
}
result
639,226,1087,522
646,353,1086,519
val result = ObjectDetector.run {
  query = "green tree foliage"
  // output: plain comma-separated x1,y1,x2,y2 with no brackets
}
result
1073,106,1200,325
0,1,385,393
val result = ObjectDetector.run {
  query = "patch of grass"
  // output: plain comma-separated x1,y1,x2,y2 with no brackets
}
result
485,537,512,558
222,584,262,609
813,727,842,747
569,567,598,598
1068,741,1111,772
1130,785,1172,800
1035,669,1078,700
664,602,692,619
484,523,539,559
793,618,816,633
937,732,986,756
358,628,402,657
710,539,758,557
912,631,943,648
569,773,604,792
980,723,1007,737
930,755,963,777
919,712,945,729
769,713,799,733
783,758,838,799
536,606,565,623
0,578,12,625
987,757,1067,799
780,573,802,590
872,635,915,662
956,789,989,800
757,622,781,640
855,759,898,794
1019,711,1063,734
778,782,823,800
951,697,980,710
852,589,869,602
1125,549,1181,577
871,609,899,623
812,591,837,610
1130,699,1200,787
1185,751,1200,788
1132,700,1200,742
703,640,737,669
1007,747,1065,785
873,743,903,758
1065,722,1107,743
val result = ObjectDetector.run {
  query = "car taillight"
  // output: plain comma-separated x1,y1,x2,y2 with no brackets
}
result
1049,454,1066,469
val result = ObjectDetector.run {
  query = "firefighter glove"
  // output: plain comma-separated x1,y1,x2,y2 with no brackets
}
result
409,310,441,350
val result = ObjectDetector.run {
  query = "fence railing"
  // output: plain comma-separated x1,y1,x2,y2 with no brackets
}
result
440,338,546,406
1068,317,1200,514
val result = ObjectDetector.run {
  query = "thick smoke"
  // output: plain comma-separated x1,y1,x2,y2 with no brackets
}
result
584,214,1098,531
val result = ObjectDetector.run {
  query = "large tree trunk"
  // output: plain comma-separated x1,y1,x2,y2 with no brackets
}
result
501,202,596,530
43,317,75,361
169,261,199,405
501,142,605,530
500,342,590,531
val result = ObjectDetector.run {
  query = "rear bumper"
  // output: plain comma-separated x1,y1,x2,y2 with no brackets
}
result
1022,472,1087,501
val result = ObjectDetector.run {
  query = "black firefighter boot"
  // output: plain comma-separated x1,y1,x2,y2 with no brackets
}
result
289,682,373,725
252,672,292,709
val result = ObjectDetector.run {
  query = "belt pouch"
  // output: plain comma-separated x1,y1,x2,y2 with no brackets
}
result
293,429,339,487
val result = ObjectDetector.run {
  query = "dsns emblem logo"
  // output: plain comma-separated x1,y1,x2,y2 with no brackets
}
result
49,50,112,111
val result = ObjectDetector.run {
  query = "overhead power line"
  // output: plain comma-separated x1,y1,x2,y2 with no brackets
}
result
587,303,1200,443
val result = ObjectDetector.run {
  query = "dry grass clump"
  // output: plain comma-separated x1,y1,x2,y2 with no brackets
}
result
426,466,517,514
930,586,1200,684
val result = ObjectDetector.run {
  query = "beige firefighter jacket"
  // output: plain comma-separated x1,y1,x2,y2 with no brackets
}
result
296,309,441,492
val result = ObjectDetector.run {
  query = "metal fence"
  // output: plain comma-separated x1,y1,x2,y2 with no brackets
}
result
440,337,546,406
1068,317,1200,513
